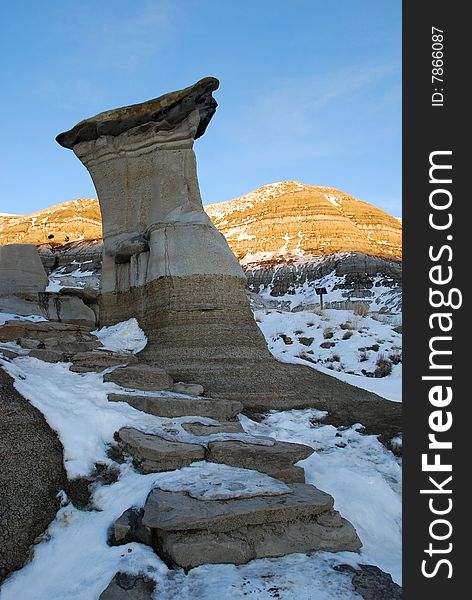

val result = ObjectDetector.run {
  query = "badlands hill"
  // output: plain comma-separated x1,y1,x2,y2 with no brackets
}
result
206,181,401,263
0,199,101,246
0,181,401,262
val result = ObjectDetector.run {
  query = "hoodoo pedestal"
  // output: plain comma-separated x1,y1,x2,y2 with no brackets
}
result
57,78,401,437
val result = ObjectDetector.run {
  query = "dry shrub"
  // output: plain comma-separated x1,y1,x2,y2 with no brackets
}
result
323,327,334,339
375,353,393,377
353,302,370,317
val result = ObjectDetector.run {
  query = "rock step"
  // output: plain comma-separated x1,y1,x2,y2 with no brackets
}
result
0,319,95,342
135,483,361,569
181,420,244,436
70,351,138,373
207,439,314,475
104,364,174,391
115,427,313,483
108,393,242,421
117,428,205,473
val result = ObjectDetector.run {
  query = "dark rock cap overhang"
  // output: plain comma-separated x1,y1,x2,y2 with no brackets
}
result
56,77,219,149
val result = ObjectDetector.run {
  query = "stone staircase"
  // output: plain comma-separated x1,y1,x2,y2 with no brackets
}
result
1,319,362,596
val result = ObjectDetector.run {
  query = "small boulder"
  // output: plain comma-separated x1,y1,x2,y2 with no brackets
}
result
173,382,205,396
29,349,66,363
99,572,155,600
182,421,244,436
69,350,138,373
298,337,314,347
116,427,205,473
104,364,173,391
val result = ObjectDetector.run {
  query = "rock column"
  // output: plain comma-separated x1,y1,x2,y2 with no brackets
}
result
56,78,402,439
56,78,273,380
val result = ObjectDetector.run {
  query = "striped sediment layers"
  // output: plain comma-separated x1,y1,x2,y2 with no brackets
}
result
56,78,401,437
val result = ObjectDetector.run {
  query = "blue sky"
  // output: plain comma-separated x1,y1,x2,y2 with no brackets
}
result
0,0,401,216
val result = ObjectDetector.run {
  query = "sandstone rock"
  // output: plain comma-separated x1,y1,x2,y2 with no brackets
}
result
103,364,173,391
70,350,138,372
0,368,66,581
38,292,97,326
29,349,66,363
0,244,48,317
172,382,205,396
117,427,205,473
0,244,48,297
144,483,333,532
206,439,314,477
17,337,43,349
181,420,244,436
99,572,155,600
141,484,360,569
0,320,94,342
58,286,99,305
267,466,306,484
108,393,242,420
111,508,152,547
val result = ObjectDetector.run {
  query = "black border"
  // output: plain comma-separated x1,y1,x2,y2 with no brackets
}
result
403,2,466,596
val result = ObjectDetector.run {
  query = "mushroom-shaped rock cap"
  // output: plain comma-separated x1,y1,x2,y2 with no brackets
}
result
56,77,219,149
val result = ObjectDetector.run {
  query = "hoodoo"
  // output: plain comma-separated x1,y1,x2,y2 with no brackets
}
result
57,78,401,436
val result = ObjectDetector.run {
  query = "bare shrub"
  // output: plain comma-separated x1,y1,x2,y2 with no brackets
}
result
323,327,334,339
353,302,370,317
389,352,402,365
375,353,393,377
340,321,356,330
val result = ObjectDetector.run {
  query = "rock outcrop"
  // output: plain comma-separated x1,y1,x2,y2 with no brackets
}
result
55,78,401,437
0,243,96,325
0,367,66,581
0,244,48,316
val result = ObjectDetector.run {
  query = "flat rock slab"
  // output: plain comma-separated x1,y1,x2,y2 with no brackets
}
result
182,420,244,436
143,483,333,533
108,393,242,420
158,511,361,569
29,349,66,363
99,572,155,600
70,351,138,372
104,364,174,391
141,483,360,569
173,382,205,396
117,427,204,473
206,439,314,474
0,320,94,342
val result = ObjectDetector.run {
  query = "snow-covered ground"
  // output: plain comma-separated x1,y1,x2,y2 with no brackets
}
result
0,312,402,599
255,307,402,402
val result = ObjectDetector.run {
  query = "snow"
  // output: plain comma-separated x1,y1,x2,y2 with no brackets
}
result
0,306,402,597
255,308,402,401
242,410,402,584
0,312,46,326
93,318,148,354
152,461,291,500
